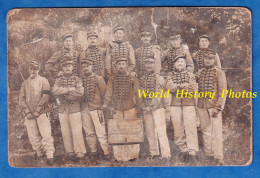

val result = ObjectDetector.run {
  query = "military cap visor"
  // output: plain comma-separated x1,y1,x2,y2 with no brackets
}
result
141,31,151,36
81,60,93,65
87,32,98,38
115,58,128,63
62,34,73,41
199,35,210,41
113,26,125,33
28,59,41,69
61,60,73,66
169,34,181,40
144,57,156,63
173,55,186,63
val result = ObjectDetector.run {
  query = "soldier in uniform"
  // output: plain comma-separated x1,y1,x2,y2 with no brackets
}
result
52,58,86,160
166,56,199,160
102,57,141,161
80,59,110,159
162,33,194,73
192,35,222,73
139,57,171,159
197,52,227,164
105,26,136,77
135,29,161,78
81,32,106,78
45,34,80,82
19,59,55,165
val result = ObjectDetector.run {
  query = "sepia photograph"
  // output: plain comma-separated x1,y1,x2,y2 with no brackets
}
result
7,7,252,167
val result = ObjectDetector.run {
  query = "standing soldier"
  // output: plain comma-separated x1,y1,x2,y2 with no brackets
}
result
162,32,194,73
166,56,199,160
81,32,106,78
139,57,171,160
45,34,80,82
192,35,222,73
52,57,86,160
80,59,110,159
19,59,55,165
102,58,141,162
135,29,161,78
197,52,227,164
105,26,136,78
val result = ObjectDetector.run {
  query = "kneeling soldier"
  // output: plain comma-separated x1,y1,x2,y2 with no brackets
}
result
139,57,171,159
52,58,86,160
81,59,110,159
166,56,199,159
197,52,227,164
19,59,55,165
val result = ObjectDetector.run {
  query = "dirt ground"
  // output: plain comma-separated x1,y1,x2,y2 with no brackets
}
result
8,91,252,167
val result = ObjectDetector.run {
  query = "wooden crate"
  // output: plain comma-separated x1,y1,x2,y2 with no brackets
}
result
107,118,144,144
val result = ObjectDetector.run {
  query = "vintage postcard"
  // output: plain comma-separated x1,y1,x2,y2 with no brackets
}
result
7,7,252,167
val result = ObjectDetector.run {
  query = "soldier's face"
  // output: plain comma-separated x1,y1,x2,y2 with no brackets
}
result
174,58,186,71
116,61,127,72
144,62,155,72
199,38,210,49
114,30,124,41
88,36,97,46
170,38,181,48
62,64,73,74
63,37,73,49
141,35,151,44
28,66,39,79
204,55,215,67
82,64,93,74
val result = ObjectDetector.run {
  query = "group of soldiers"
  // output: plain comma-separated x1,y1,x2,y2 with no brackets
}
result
19,25,227,166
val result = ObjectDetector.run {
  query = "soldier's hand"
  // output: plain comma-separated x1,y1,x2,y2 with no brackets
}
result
68,87,76,92
130,72,137,78
101,104,108,110
26,112,34,120
57,71,64,77
143,107,151,114
181,83,189,89
33,111,40,118
212,108,220,118
105,68,111,77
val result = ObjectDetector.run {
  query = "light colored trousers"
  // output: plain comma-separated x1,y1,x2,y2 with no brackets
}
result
170,106,199,154
81,106,109,155
144,108,171,158
24,113,55,159
58,109,86,156
197,108,223,160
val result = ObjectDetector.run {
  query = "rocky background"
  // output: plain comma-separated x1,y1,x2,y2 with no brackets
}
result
7,7,252,167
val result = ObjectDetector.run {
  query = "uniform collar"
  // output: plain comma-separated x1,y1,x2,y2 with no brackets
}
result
143,43,151,47
62,73,73,78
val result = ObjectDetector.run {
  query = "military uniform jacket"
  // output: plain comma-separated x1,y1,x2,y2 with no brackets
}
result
135,45,161,78
81,73,106,111
52,74,84,114
105,41,136,77
19,75,51,115
103,72,140,111
166,71,197,106
81,46,106,78
197,66,227,110
139,73,171,110
163,45,194,73
192,48,222,72
45,47,80,78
